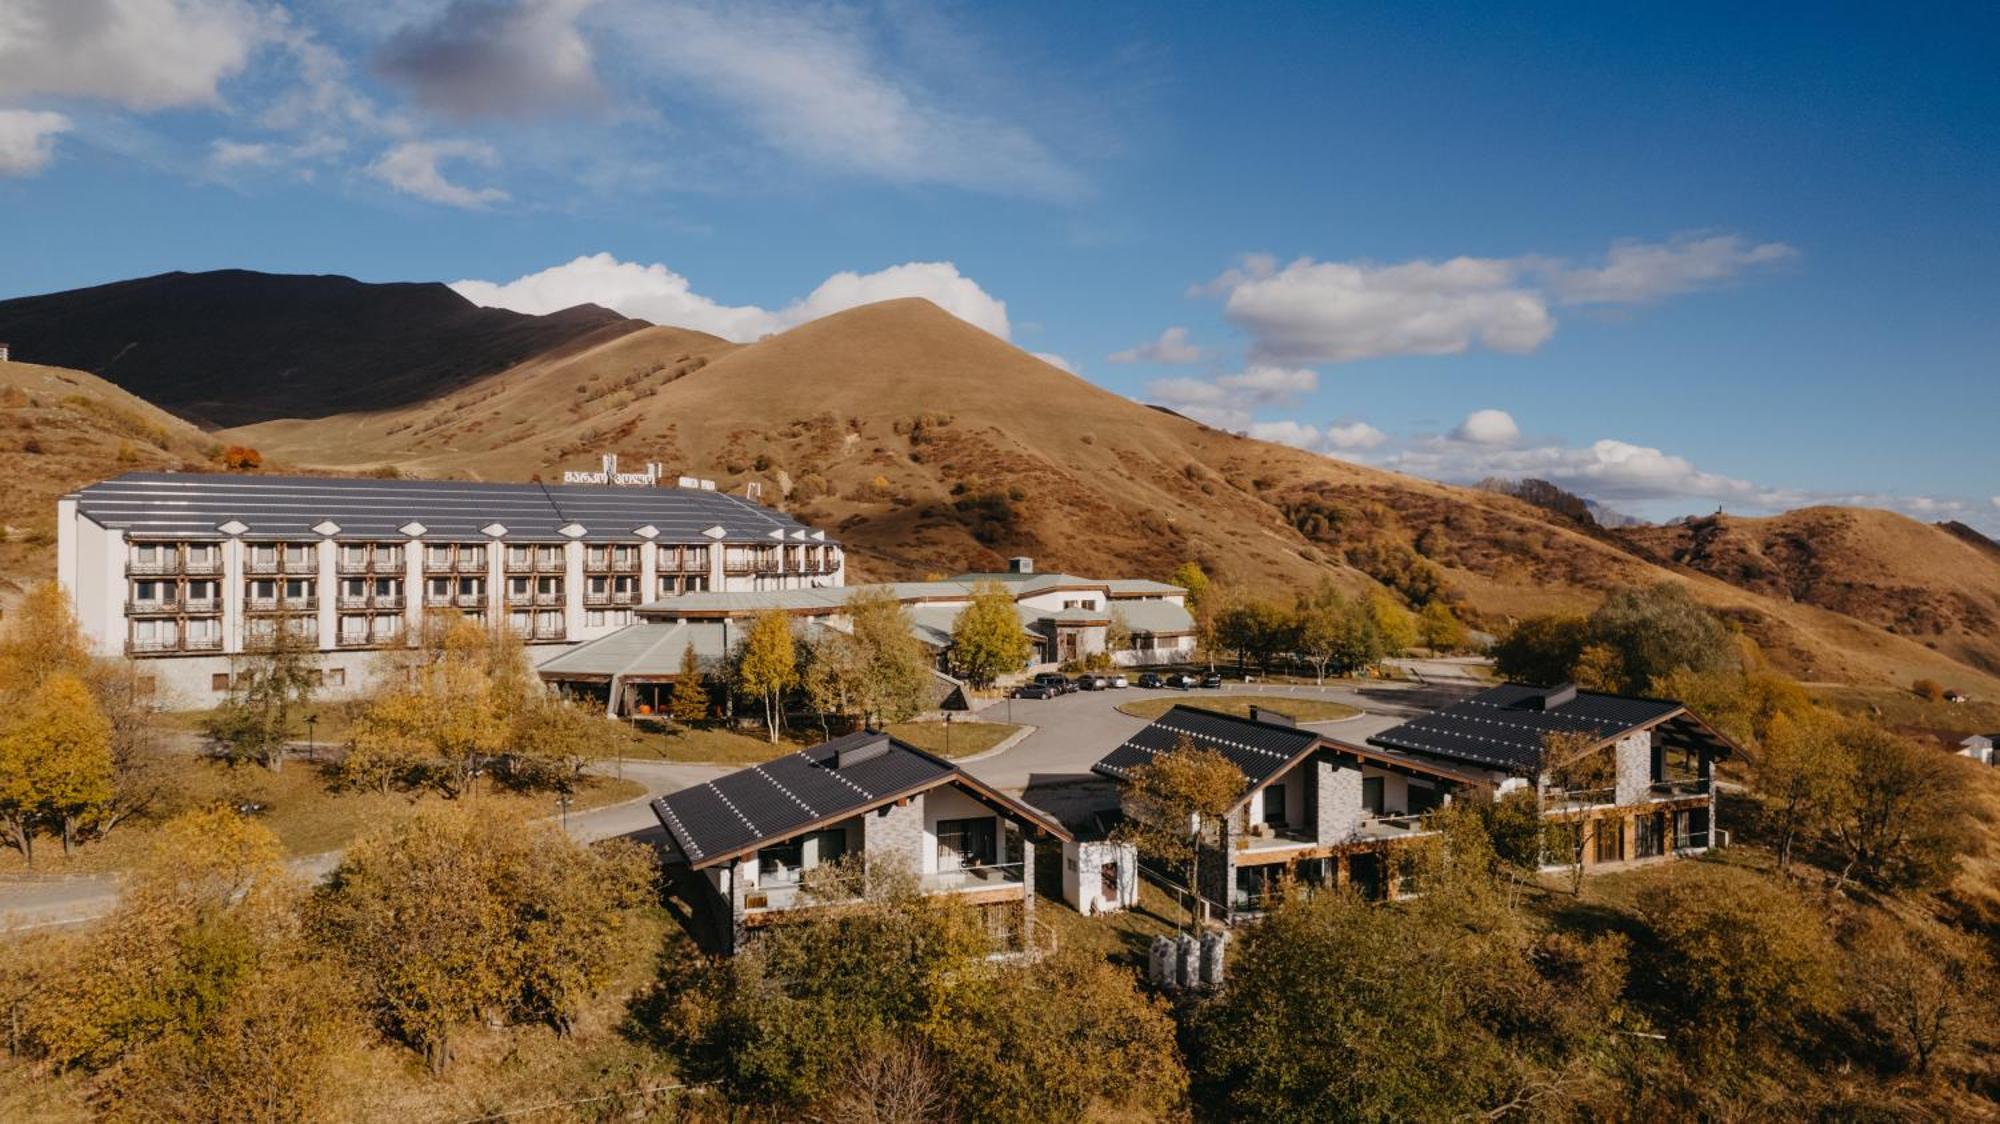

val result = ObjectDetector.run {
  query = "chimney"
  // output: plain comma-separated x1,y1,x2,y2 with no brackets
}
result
1248,705,1296,727
836,734,892,770
1008,556,1034,574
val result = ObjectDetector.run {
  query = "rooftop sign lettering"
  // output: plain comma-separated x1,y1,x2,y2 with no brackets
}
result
563,454,663,487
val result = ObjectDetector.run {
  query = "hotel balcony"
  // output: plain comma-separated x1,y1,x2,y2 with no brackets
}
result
125,598,180,615
454,592,488,609
531,623,568,641
337,594,404,611
583,589,611,606
184,633,223,652
183,557,223,576
532,591,564,606
337,558,375,575
127,558,181,576
125,636,181,655
245,596,317,613
183,598,219,613
455,557,490,574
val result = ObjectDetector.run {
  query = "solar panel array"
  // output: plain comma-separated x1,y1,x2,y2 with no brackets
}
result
1091,704,1320,788
652,732,955,866
71,471,820,543
1367,683,1682,773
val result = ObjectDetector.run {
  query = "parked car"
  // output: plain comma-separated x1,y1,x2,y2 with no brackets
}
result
1107,674,1129,689
1136,672,1164,689
1012,683,1055,699
1073,674,1103,691
1166,672,1198,689
1201,672,1224,689
1033,672,1073,694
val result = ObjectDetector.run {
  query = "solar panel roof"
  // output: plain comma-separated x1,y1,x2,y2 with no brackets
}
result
1091,704,1321,790
69,471,824,544
1367,682,1683,774
651,732,960,867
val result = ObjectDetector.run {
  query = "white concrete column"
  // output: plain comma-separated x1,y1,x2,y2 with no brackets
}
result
639,541,658,604
564,540,585,638
222,536,244,655
56,496,78,599
403,537,424,639
486,541,504,621
316,539,337,652
708,540,725,591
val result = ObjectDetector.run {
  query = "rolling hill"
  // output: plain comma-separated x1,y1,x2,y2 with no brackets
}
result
217,296,2000,700
0,270,644,426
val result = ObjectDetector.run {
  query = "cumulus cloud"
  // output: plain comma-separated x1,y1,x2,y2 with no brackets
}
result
368,138,508,207
1539,234,1798,305
598,0,1082,198
1032,352,1077,374
1200,235,1793,365
375,0,603,119
1109,326,1203,365
0,0,272,110
0,110,72,176
1373,433,1802,509
1246,420,1321,449
1325,420,1389,450
1146,365,1318,433
451,252,1010,340
1451,408,1520,446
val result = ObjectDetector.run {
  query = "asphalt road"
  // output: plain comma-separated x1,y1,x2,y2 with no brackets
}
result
0,676,1479,933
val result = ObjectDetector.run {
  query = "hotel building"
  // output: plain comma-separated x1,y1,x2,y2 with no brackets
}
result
57,472,842,702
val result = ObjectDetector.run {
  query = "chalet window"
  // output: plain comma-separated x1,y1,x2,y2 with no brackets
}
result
1672,808,1708,850
1593,818,1625,864
1407,782,1443,815
1362,776,1385,815
936,817,997,868
1634,812,1667,859
1262,785,1286,826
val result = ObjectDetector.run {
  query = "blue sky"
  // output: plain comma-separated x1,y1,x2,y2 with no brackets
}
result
2,1,1995,531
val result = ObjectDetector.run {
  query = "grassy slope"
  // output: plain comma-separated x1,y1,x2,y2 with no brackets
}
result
221,299,2000,700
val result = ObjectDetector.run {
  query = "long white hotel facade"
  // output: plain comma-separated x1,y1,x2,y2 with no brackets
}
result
57,472,843,701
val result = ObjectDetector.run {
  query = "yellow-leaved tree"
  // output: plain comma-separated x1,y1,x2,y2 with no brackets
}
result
735,609,799,743
1116,735,1246,929
0,672,114,863
344,611,529,796
949,580,1032,689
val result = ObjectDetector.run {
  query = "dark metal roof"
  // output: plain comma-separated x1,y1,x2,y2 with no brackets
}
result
1091,704,1320,789
68,471,824,544
652,732,1070,869
1367,682,1684,774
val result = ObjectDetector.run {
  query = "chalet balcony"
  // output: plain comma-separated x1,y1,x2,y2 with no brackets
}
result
1648,778,1711,801
1542,786,1617,814
744,862,1023,913
918,862,1025,894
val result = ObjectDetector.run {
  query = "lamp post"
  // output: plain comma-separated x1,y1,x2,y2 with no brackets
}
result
944,711,954,757
304,713,318,763
557,791,572,833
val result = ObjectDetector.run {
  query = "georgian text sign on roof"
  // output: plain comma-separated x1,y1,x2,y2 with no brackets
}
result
563,454,664,487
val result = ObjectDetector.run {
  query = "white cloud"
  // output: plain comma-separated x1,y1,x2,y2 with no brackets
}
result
368,138,508,207
451,252,1011,340
1200,234,1793,365
1325,420,1388,451
1218,365,1316,403
598,0,1081,198
375,0,603,120
0,109,72,176
0,0,272,111
1206,254,1554,365
1247,420,1321,449
1451,408,1520,446
1109,326,1203,365
1377,435,1802,509
1032,352,1076,374
1539,234,1798,305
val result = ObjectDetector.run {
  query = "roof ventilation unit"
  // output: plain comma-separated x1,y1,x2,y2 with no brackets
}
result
836,734,893,770
1519,683,1578,712
1248,705,1296,728
1008,556,1034,574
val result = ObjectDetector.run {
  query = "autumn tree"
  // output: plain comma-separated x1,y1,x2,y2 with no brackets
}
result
1491,613,1589,686
1754,707,1854,871
1825,722,1971,892
25,808,300,1072
203,623,319,772
1291,583,1347,684
0,581,91,697
1116,735,1245,928
311,805,650,1073
1418,599,1468,652
1539,728,1614,894
843,587,934,727
949,581,1032,688
668,643,710,723
1217,598,1292,673
504,691,606,794
0,673,115,858
1586,582,1736,692
1366,588,1419,655
1852,913,1993,1076
1172,561,1220,670
735,609,799,743
341,611,525,796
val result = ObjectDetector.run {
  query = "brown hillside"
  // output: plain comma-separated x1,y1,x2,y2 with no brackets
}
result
1622,508,2000,678
0,359,227,607
225,298,2000,699
0,269,646,426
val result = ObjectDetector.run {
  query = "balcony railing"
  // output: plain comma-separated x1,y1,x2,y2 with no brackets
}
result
531,624,568,641
125,598,179,615
744,862,1023,913
125,637,181,655
583,590,611,606
127,558,179,576
337,558,374,575
184,633,222,651
1649,778,1711,800
918,862,1025,894
183,598,219,613
183,556,222,576
454,592,488,609
337,594,405,611
1542,787,1617,813
456,557,489,573
533,591,563,606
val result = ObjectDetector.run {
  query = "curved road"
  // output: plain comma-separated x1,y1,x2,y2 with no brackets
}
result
0,676,1478,933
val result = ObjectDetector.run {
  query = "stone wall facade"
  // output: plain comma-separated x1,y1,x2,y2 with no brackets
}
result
1612,731,1653,806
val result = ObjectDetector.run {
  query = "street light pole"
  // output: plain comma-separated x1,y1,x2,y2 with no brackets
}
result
305,714,318,763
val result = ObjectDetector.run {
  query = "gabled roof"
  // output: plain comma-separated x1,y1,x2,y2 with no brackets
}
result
652,732,1070,869
1091,704,1321,791
1367,682,1693,774
70,471,822,544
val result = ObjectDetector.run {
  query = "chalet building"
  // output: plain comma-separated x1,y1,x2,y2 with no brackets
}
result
652,730,1072,954
1958,734,1997,766
1094,683,1736,923
56,472,841,702
537,556,1196,715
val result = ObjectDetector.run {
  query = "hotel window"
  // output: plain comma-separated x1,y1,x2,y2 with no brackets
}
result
508,576,532,600
378,545,402,568
426,577,452,602
535,609,563,633
508,610,533,633
131,618,176,645
248,579,278,601
657,575,677,597
537,545,562,568
373,578,400,599
586,609,605,627
612,545,637,568
614,575,638,597
508,546,532,569
283,578,313,601
462,545,487,567
537,575,561,596
340,544,368,567
585,546,609,569
457,577,484,597
283,543,312,568
427,545,452,568
371,616,403,641
250,544,278,567
132,579,169,604
187,543,218,566
131,543,166,567
685,575,708,593
187,617,220,643
686,545,710,571
1593,819,1625,864
341,616,369,642
185,580,218,605
342,577,367,600
608,609,632,627
587,575,608,596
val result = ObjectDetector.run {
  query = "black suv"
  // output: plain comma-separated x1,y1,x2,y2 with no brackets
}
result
1200,672,1225,689
1013,682,1056,699
1032,672,1073,695
1136,672,1164,689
